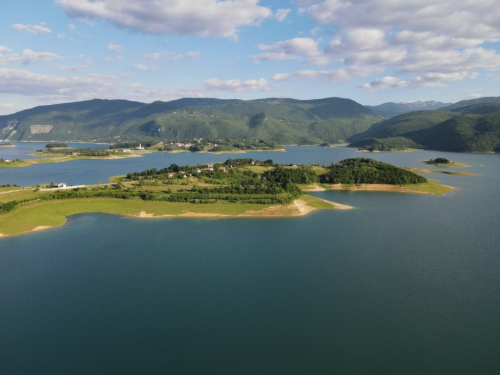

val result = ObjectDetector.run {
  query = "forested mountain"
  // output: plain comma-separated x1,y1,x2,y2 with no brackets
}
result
0,97,380,145
349,98,500,152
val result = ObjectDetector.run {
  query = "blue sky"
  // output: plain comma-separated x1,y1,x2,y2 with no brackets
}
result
0,0,499,114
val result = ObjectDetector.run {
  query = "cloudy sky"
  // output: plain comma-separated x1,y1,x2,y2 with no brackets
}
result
1,0,499,114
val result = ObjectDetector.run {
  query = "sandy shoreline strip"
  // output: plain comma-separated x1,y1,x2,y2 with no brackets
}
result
327,183,453,195
0,198,354,238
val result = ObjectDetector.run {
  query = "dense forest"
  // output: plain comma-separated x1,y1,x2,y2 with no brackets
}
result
320,158,427,185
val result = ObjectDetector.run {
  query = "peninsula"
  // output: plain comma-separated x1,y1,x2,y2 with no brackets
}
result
0,158,453,237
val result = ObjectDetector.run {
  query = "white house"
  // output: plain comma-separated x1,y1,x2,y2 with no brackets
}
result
58,182,67,188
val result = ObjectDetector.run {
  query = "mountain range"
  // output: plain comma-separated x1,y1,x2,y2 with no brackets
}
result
1,96,499,153
0,97,380,145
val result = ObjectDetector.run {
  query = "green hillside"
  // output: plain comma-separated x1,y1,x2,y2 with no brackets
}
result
441,96,500,111
0,97,380,144
349,98,500,152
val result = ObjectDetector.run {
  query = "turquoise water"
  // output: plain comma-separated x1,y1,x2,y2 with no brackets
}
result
1,147,499,374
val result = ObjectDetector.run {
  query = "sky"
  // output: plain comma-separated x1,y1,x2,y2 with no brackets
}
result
0,0,499,115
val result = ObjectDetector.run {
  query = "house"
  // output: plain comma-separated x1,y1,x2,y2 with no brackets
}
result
58,182,67,188
136,143,145,150
219,166,227,172
207,163,214,171
196,168,202,173
168,172,174,178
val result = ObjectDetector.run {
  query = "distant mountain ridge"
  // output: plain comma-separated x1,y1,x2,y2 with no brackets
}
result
350,97,500,153
0,97,380,145
367,100,451,117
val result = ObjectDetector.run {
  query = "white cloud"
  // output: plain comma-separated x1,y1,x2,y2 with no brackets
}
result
399,47,500,74
305,0,500,41
57,0,273,38
133,63,159,72
295,0,500,89
57,33,66,39
360,76,408,91
361,71,479,91
0,46,12,53
0,49,63,65
0,103,15,109
13,23,52,34
275,9,291,22
204,78,270,91
251,38,329,66
326,28,407,66
273,65,379,83
0,68,120,100
68,23,76,30
108,43,123,53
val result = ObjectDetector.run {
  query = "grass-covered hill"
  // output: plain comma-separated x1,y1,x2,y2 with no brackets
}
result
349,97,500,152
0,97,381,145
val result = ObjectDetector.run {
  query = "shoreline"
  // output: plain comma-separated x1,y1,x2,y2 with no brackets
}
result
0,153,145,168
0,197,351,238
327,183,454,195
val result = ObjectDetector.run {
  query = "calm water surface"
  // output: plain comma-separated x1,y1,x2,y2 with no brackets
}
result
1,146,499,374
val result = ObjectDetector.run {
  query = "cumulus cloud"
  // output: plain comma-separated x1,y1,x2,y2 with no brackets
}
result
305,0,500,41
0,49,63,65
204,78,270,91
0,46,12,53
56,0,273,38
251,38,329,66
326,28,407,66
289,0,500,90
13,23,52,34
0,68,120,100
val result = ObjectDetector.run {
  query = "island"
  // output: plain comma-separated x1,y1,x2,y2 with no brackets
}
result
0,158,454,237
423,158,469,167
0,143,15,148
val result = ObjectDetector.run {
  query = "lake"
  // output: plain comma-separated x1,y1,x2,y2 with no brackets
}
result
1,145,499,374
